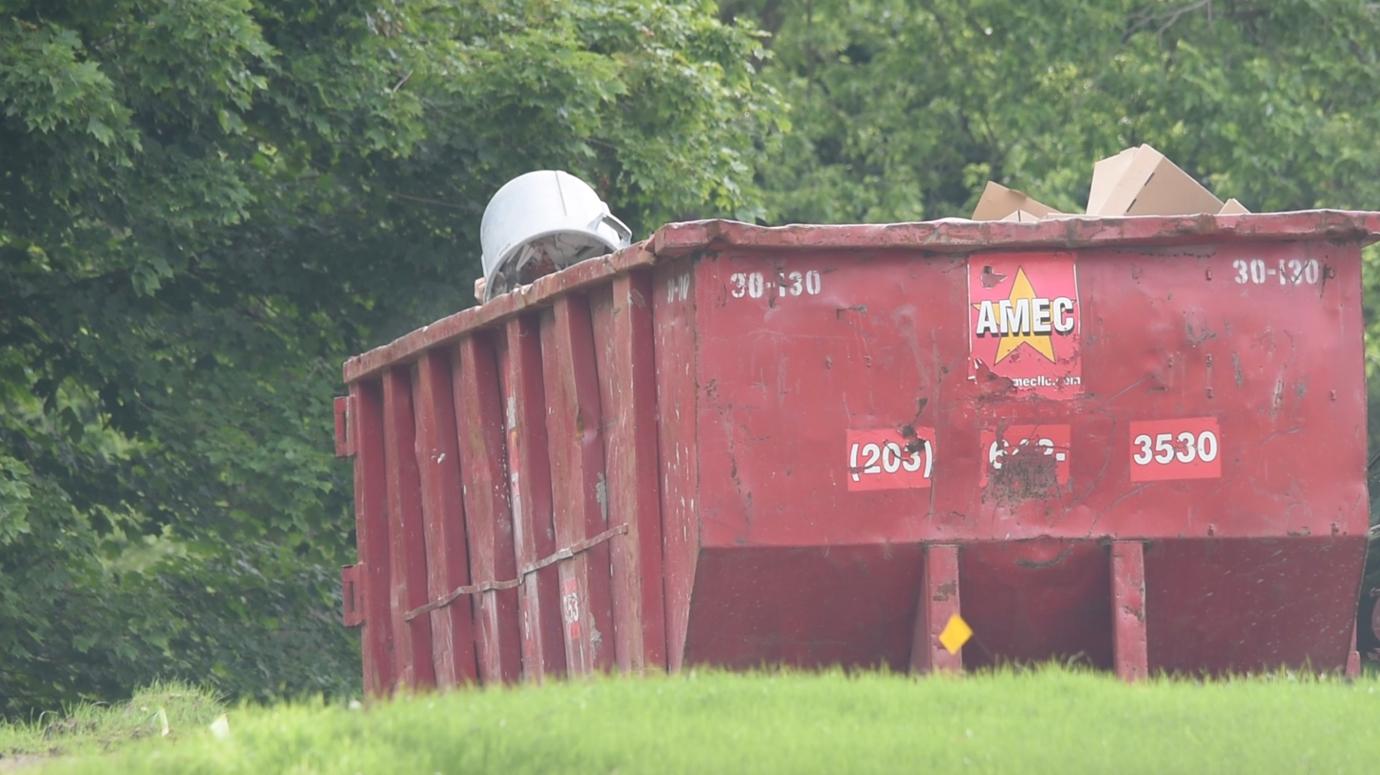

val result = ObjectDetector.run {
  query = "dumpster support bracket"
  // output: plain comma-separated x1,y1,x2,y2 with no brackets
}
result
334,395,355,457
911,544,962,674
341,563,365,627
1111,541,1149,681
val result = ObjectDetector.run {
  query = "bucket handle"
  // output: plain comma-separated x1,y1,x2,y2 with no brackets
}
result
594,213,633,247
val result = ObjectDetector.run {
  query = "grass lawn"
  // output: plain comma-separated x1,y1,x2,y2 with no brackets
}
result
0,682,223,770
5,667,1379,774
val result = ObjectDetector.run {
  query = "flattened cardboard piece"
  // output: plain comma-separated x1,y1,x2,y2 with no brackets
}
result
999,209,1045,223
1087,146,1138,216
1086,144,1223,217
972,181,1062,221
1217,198,1250,215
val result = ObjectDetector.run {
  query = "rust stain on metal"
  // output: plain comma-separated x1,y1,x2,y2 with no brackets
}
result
987,449,1059,502
979,265,1005,288
595,473,609,525
899,397,931,455
933,581,957,601
1184,319,1215,347
1014,545,1075,570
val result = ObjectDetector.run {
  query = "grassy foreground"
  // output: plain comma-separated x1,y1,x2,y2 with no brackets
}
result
6,667,1380,774
0,682,224,767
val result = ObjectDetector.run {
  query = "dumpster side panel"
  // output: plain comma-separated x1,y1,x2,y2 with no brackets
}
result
682,231,1367,674
655,263,699,670
690,240,1366,547
692,248,966,549
1072,241,1368,540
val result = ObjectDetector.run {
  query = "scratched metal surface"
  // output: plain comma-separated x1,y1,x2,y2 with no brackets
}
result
691,239,1366,546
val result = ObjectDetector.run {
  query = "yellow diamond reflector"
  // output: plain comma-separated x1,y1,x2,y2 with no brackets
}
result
938,613,972,655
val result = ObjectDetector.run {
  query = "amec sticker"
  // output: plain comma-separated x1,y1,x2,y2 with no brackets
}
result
968,253,1082,398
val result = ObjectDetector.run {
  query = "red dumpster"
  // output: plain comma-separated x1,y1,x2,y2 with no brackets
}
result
335,211,1380,692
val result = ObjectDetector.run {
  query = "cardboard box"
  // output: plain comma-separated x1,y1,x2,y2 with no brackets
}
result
972,181,1063,221
1085,144,1223,216
1217,198,1250,215
966,145,1240,224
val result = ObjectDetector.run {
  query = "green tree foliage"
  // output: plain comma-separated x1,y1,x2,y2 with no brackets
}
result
0,0,779,717
730,0,1380,221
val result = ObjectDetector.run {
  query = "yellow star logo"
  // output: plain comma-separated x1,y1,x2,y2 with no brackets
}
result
985,267,1057,364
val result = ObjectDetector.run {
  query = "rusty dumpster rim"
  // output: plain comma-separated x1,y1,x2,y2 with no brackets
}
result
342,209,1380,384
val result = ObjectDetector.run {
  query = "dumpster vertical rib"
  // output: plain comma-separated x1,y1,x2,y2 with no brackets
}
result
1110,541,1149,681
587,289,624,668
453,333,522,684
653,263,698,671
603,272,668,671
382,367,437,689
543,295,615,674
911,544,962,673
411,349,479,686
502,314,567,682
351,379,394,694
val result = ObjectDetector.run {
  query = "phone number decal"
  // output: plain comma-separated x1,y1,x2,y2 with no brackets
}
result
980,424,1071,487
846,428,936,491
1128,417,1221,482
